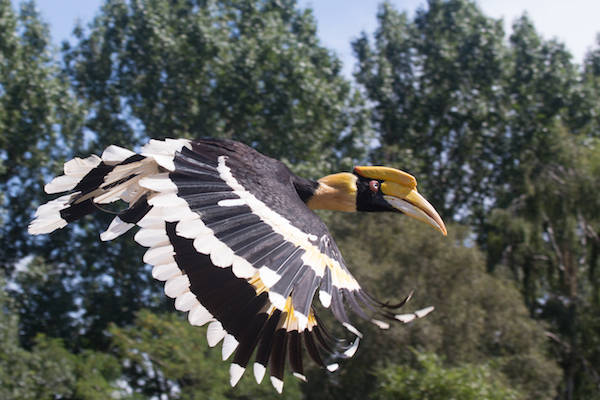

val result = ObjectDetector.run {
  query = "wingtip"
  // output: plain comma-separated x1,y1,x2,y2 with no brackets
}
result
28,217,68,235
342,322,363,339
29,194,74,235
229,363,245,387
268,291,287,310
270,376,284,394
326,363,339,372
221,334,239,360
395,305,435,323
343,337,360,358
187,304,213,326
293,372,307,382
395,313,416,323
207,321,226,347
415,306,435,318
371,319,390,329
253,363,266,384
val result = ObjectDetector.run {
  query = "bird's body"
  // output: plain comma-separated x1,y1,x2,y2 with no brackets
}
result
29,138,445,393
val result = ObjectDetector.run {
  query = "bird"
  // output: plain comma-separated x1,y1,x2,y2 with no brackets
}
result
28,138,446,393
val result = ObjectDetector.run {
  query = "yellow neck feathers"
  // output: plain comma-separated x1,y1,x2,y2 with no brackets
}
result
306,173,357,212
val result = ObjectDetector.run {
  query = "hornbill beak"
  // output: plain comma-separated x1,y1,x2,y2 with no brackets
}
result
382,187,447,236
354,166,447,236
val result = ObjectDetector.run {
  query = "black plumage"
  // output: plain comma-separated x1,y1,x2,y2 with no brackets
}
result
255,310,283,371
30,137,446,393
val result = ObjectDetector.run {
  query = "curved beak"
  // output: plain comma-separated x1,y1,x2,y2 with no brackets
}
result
381,182,447,236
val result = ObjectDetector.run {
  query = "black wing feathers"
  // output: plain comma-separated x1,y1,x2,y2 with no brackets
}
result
120,196,152,223
255,310,283,371
232,312,269,368
31,138,425,393
288,331,305,379
292,270,319,318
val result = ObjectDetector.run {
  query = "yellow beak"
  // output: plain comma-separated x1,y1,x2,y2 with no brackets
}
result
381,181,447,236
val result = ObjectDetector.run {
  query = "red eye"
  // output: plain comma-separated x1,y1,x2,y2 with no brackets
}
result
369,180,380,192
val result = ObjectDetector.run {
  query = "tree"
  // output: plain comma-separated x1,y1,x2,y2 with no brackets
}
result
352,2,600,398
110,310,303,400
493,15,581,213
0,0,91,351
484,18,600,400
3,0,373,396
0,0,84,267
353,0,507,220
62,0,371,175
580,34,600,137
302,214,560,400
374,351,519,400
0,273,123,400
3,0,598,398
6,0,372,351
486,131,600,399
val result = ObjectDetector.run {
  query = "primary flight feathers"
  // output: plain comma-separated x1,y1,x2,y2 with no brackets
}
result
29,138,445,393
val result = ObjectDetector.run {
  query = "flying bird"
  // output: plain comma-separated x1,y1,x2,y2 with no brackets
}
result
29,138,446,392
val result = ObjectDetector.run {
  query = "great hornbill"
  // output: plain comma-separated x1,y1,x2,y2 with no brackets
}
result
29,138,446,393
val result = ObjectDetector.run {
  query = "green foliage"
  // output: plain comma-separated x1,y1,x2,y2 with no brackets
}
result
0,273,123,400
486,131,600,399
109,310,303,400
0,334,77,400
305,215,560,400
1,0,599,399
353,0,507,219
353,1,600,398
0,0,84,265
3,0,373,353
62,0,371,176
375,351,519,400
8,257,77,347
582,35,600,136
353,0,592,227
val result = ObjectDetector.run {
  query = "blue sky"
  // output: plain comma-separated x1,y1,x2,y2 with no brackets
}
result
12,0,600,77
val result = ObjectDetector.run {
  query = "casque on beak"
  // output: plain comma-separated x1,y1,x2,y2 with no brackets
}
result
354,166,447,236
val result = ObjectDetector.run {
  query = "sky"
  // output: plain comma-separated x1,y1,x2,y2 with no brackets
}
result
12,0,600,78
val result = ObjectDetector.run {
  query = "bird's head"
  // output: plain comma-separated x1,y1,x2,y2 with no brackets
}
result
306,166,447,236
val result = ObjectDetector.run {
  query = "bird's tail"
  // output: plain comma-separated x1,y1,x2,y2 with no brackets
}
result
28,139,189,239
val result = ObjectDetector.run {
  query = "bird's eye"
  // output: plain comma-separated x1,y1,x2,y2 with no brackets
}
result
369,180,380,192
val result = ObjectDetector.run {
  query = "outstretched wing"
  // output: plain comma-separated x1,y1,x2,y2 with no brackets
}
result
29,138,425,392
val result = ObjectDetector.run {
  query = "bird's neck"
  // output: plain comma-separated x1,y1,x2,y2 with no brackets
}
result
297,173,357,212
292,176,320,203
